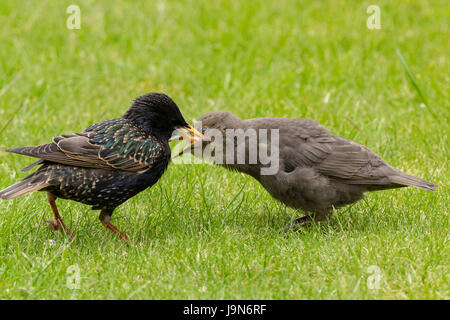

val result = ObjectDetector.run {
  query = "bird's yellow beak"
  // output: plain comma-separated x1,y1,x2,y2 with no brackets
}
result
172,125,203,144
171,125,203,158
186,125,203,143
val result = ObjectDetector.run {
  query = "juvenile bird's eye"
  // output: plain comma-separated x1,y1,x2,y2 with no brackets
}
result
201,128,206,133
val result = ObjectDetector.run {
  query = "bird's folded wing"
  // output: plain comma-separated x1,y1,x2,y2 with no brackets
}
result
7,125,163,172
281,134,391,184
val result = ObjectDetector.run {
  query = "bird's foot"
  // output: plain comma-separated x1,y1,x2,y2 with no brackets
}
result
45,219,75,239
284,211,330,232
103,222,129,242
283,215,312,232
45,218,61,231
46,193,75,239
64,228,76,239
99,210,129,242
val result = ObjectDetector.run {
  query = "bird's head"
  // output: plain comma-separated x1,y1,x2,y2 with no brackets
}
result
197,111,242,132
171,111,243,158
124,92,202,141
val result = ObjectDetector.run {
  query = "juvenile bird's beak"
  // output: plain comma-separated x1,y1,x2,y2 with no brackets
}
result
185,125,203,142
171,125,203,158
171,125,203,144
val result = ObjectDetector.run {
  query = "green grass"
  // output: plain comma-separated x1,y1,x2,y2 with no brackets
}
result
0,0,448,299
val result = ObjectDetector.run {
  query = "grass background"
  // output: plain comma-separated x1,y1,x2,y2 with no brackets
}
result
0,0,448,299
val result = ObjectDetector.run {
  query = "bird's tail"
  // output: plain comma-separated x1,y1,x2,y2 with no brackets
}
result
389,171,438,192
0,171,50,200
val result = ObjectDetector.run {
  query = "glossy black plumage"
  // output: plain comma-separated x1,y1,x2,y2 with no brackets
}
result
0,92,192,239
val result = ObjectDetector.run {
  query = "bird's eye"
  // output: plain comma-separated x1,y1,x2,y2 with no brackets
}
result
201,128,207,134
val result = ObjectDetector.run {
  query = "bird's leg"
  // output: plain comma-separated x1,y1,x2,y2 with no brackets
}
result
99,209,129,241
284,210,330,231
312,210,330,223
45,192,74,237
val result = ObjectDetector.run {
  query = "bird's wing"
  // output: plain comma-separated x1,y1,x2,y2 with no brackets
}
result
276,120,393,184
6,118,165,172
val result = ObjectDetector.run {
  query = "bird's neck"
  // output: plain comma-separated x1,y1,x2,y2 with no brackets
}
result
221,163,261,179
124,115,174,143
150,127,173,142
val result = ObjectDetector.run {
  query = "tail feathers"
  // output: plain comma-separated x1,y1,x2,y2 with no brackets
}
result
21,159,44,172
0,177,49,200
6,146,44,158
390,172,438,192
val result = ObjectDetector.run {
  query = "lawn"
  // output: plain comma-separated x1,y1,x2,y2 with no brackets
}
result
0,0,448,299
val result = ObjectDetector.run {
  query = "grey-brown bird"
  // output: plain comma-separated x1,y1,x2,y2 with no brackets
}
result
175,111,437,228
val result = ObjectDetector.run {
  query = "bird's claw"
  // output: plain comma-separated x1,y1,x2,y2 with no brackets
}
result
283,216,312,232
45,218,75,239
45,219,61,231
283,223,294,233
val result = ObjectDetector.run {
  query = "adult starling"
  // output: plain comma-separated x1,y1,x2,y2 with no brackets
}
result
176,111,437,228
0,93,202,240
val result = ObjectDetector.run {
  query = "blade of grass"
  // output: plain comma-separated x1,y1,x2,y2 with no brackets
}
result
395,49,438,121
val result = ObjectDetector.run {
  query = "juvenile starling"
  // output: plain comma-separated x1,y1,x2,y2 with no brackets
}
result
0,92,202,240
176,111,437,228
